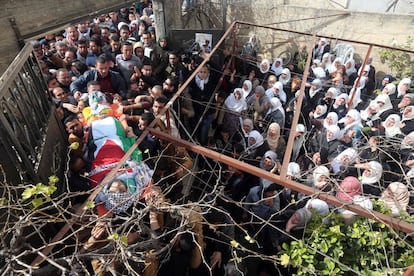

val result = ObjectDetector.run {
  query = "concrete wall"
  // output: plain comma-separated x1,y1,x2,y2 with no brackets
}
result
161,1,414,77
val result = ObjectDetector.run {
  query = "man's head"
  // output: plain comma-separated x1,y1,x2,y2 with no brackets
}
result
121,41,133,60
87,80,101,94
55,41,68,58
76,39,89,56
64,115,84,137
119,25,130,41
95,56,110,78
168,52,179,66
141,60,153,76
152,96,168,116
66,26,79,41
89,37,102,54
110,35,121,51
139,112,155,130
142,31,152,47
163,76,177,93
52,87,67,101
56,68,71,87
63,50,75,65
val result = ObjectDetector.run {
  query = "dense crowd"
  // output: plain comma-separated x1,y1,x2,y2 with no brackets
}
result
30,1,413,275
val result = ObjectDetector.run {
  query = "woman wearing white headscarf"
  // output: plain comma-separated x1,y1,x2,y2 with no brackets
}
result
279,68,291,86
325,125,346,162
264,97,285,129
259,58,271,74
382,114,402,138
271,57,284,76
356,160,384,196
331,147,359,177
400,105,414,135
242,130,268,165
264,122,286,160
397,77,411,98
374,93,394,121
348,77,367,109
323,112,339,129
223,88,247,134
312,165,331,191
241,79,253,99
339,109,363,137
345,58,358,84
327,57,342,75
380,182,409,217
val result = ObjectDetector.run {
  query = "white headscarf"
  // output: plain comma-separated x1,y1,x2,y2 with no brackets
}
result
327,57,342,74
267,97,285,117
375,94,393,116
313,104,328,119
382,114,402,138
312,165,330,189
271,57,284,76
224,88,247,113
259,59,271,74
323,112,339,129
247,130,264,151
266,122,281,151
305,198,329,216
345,58,357,76
380,182,409,217
279,68,291,85
361,161,383,185
287,162,301,179
326,125,341,142
309,79,323,98
383,83,396,95
397,78,411,98
241,80,252,98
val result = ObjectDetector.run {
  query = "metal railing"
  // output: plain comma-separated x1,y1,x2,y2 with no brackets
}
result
0,44,67,187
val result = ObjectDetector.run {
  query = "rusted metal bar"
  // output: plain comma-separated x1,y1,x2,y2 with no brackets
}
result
280,34,316,179
31,20,237,267
236,20,414,54
347,45,373,111
149,127,414,235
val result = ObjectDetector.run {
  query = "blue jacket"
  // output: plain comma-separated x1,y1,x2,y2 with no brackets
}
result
70,69,127,98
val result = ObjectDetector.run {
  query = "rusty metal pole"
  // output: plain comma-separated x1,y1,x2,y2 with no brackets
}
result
149,127,414,234
347,45,373,111
280,34,316,179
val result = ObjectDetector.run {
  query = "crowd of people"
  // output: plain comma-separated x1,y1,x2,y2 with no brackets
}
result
30,1,414,274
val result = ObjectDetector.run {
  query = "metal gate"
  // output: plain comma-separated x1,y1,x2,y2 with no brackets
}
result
0,44,67,193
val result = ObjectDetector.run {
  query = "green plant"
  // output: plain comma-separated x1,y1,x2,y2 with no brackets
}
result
380,36,414,79
21,175,58,208
279,206,414,275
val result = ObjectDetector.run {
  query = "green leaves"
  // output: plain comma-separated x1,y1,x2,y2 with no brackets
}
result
107,233,128,246
278,211,414,275
21,176,58,208
380,36,414,79
83,201,95,210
